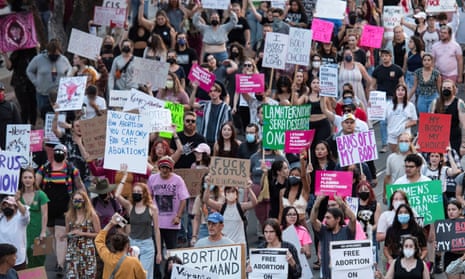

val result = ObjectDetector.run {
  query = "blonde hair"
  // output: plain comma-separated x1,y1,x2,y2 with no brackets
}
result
66,190,96,223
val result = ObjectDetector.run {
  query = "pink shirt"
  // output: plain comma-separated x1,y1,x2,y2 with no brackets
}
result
295,225,313,247
432,40,462,77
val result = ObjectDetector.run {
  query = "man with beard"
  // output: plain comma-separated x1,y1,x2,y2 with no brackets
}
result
432,25,463,83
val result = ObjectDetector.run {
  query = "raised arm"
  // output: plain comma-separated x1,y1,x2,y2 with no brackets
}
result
310,195,324,232
320,96,335,123
202,175,223,211
115,164,132,212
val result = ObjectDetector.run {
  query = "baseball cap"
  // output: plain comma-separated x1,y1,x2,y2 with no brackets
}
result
207,212,224,223
193,143,211,155
342,113,356,122
158,156,175,169
53,143,67,153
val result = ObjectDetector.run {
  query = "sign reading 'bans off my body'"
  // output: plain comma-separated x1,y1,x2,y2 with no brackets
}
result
336,130,378,167
418,113,451,153
209,157,250,187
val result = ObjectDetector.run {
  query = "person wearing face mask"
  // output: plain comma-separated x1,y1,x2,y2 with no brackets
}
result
26,39,72,117
108,39,137,90
89,178,121,228
167,50,186,87
100,35,117,72
238,123,261,159
0,82,21,150
270,8,290,34
384,204,428,268
175,32,198,83
0,196,29,271
155,72,190,110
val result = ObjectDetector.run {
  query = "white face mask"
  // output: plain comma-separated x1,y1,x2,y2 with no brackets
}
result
312,61,321,68
403,248,415,258
226,192,237,202
393,200,405,210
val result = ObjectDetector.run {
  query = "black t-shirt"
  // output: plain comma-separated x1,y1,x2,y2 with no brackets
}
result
393,41,407,68
237,142,260,159
9,48,37,87
353,48,366,66
170,132,206,168
372,63,404,97
176,47,198,77
153,25,172,48
227,17,250,46
269,180,287,218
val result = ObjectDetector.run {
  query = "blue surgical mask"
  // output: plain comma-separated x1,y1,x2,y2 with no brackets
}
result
399,142,409,153
397,213,410,224
246,133,256,143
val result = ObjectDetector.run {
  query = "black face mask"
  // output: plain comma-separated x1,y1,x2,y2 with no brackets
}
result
48,54,59,62
230,52,238,59
103,44,113,50
255,94,264,101
211,20,219,26
344,55,353,62
167,58,176,64
132,193,143,202
442,89,452,97
2,207,14,217
53,152,65,163
121,46,131,53
359,192,370,201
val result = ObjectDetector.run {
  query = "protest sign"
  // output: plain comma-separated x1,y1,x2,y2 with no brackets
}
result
249,248,288,279
18,266,47,279
387,180,444,225
0,12,37,52
104,110,150,174
319,65,338,97
188,64,216,92
44,113,64,143
132,57,170,89
30,130,44,152
367,91,386,121
68,28,103,61
311,19,334,43
345,196,359,216
171,264,219,279
168,244,245,279
417,113,451,153
336,130,378,167
282,226,313,279
109,90,130,107
55,76,87,111
80,114,107,160
209,157,251,187
383,6,403,41
315,170,354,196
103,0,127,9
426,0,456,12
174,168,209,197
284,130,315,153
435,219,465,252
123,88,166,112
314,0,346,19
271,0,286,9
144,108,172,132
202,0,229,10
93,6,126,28
0,151,22,195
262,32,289,70
330,240,374,278
165,101,184,132
287,28,312,66
6,124,31,167
235,74,265,93
262,105,311,149
360,25,384,49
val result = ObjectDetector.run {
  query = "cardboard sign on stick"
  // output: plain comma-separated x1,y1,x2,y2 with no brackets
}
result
262,32,289,70
209,157,251,187
417,113,451,153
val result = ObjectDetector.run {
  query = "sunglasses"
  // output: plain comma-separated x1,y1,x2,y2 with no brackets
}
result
244,63,253,68
343,109,353,113
185,119,195,123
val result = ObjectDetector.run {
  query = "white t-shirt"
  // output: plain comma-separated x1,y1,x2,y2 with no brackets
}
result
0,209,30,265
333,115,369,134
394,175,431,184
385,101,417,144
83,96,107,119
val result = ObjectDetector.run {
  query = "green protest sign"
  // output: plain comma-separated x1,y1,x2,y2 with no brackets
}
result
262,104,311,150
160,101,184,138
387,180,444,225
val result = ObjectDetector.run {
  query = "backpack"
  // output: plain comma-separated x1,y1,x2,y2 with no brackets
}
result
41,161,75,194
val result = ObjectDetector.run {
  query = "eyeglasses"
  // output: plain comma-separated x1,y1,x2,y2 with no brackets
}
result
286,213,297,217
185,119,195,123
405,165,417,168
73,199,84,203
343,109,353,113
244,63,253,68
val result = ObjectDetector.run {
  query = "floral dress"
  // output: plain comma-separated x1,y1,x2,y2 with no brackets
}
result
65,219,97,279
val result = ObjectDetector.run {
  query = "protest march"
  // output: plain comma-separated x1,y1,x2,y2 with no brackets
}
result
0,0,465,278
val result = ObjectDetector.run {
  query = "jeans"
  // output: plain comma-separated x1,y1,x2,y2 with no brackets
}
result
405,71,414,91
129,237,154,279
39,10,51,39
416,93,438,114
36,93,50,115
380,97,392,146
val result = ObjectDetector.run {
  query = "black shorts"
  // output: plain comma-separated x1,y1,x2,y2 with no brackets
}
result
47,205,66,227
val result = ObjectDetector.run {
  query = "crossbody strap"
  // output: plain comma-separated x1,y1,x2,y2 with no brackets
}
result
109,254,127,279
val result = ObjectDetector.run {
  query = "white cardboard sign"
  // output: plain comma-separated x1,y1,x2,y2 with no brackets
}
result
67,28,103,61
55,76,87,111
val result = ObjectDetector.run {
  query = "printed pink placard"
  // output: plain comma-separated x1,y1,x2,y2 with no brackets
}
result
235,74,265,93
359,25,384,49
30,130,44,152
315,170,353,197
188,64,216,92
311,19,334,43
284,130,315,153
0,12,38,52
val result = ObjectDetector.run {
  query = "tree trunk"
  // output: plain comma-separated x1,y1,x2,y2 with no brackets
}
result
49,0,68,50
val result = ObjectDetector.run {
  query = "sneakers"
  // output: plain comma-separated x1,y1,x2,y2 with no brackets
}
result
379,145,388,153
56,265,64,277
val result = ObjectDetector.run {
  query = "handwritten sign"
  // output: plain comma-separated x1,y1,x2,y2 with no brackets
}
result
6,124,31,167
93,6,126,28
330,240,374,279
235,74,265,93
262,32,289,70
55,76,87,111
435,219,465,252
284,130,315,153
418,113,451,153
145,108,172,132
287,28,312,66
336,130,378,167
67,28,103,61
249,248,288,279
104,110,150,174
18,266,47,279
30,130,44,152
426,0,456,12
314,0,346,19
319,65,338,97
44,113,64,143
387,180,444,225
165,101,184,132
188,64,216,92
209,157,251,187
103,0,127,9
201,0,229,10
132,57,169,89
109,90,130,107
0,151,22,195
368,91,386,121
171,264,219,279
80,114,107,160
174,168,209,197
262,105,311,150
311,18,334,43
383,6,403,41
315,170,353,196
168,244,245,279
0,12,38,52
123,88,166,112
360,25,384,49
271,0,286,9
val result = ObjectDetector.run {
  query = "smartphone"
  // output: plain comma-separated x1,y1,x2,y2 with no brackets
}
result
115,215,128,228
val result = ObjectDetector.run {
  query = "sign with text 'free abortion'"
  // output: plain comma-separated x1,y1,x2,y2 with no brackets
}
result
262,105,311,150
262,32,289,70
168,244,245,279
387,180,444,225
0,151,22,195
336,130,378,167
249,248,288,279
418,113,451,153
435,219,465,252
330,240,374,279
209,157,251,187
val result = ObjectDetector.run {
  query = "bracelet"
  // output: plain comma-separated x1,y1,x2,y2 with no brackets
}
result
120,181,126,184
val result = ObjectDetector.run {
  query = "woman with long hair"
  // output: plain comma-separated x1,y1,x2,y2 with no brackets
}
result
233,57,258,134
156,72,190,110
19,168,49,268
356,181,381,260
139,5,176,49
167,49,186,87
64,190,100,278
148,139,172,171
377,190,415,242
291,69,309,99
443,200,465,279
409,53,441,113
213,121,241,158
280,206,312,258
386,83,418,152
284,0,308,28
274,76,293,105
269,160,290,220
143,33,168,61
404,36,424,93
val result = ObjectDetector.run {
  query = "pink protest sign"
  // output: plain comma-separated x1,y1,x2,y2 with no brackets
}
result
235,74,265,93
359,25,384,49
30,130,44,152
315,170,353,197
0,12,38,52
311,19,334,43
188,64,216,91
284,130,315,153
